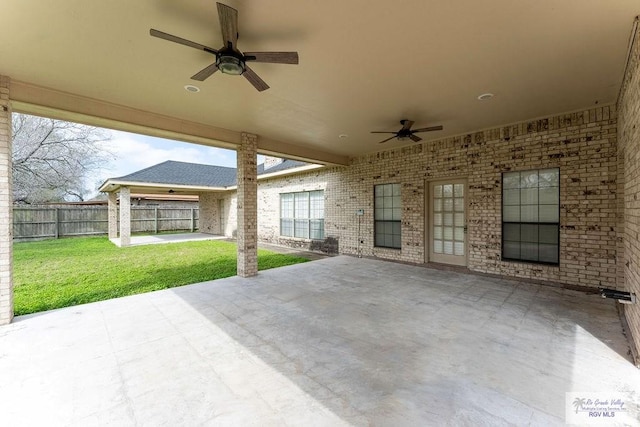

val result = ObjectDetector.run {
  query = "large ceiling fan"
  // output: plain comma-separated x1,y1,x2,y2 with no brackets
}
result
150,2,299,92
371,120,443,144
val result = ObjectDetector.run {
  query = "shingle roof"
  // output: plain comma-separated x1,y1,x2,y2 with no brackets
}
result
108,159,310,188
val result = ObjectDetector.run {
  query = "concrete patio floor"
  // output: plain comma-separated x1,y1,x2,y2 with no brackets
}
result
1,256,639,426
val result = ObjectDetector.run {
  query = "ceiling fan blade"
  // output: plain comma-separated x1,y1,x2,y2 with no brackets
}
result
370,131,397,134
244,52,299,64
401,120,414,131
243,65,269,91
150,29,218,54
378,136,397,144
191,63,219,81
412,125,444,133
217,2,238,48
409,134,422,142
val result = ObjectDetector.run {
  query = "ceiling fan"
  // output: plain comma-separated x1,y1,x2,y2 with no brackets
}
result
150,2,299,92
371,120,443,144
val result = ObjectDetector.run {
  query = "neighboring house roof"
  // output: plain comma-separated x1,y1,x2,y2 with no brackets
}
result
99,159,322,194
110,161,237,188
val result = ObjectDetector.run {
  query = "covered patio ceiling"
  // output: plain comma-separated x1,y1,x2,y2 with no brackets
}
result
1,1,638,165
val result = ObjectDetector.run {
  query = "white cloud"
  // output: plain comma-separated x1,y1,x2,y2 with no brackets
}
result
86,130,238,198
97,131,237,178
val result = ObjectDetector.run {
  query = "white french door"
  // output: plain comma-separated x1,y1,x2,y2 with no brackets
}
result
428,179,467,266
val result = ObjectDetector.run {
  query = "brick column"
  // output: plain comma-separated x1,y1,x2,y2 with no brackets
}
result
237,133,258,277
119,187,131,247
108,191,118,240
0,76,13,325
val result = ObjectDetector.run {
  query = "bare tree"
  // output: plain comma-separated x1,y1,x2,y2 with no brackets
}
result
11,113,114,204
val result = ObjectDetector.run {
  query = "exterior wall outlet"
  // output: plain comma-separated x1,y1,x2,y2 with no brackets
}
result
356,209,364,216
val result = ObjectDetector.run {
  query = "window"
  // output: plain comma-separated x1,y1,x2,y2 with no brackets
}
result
502,168,559,264
280,190,324,239
374,183,401,249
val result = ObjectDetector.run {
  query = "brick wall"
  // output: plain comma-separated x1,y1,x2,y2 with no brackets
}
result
0,75,13,325
217,106,619,291
257,168,341,252
236,133,258,277
231,106,618,290
198,192,221,235
618,21,640,363
338,106,619,289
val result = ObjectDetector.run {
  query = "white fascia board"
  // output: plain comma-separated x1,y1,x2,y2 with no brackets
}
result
98,180,228,193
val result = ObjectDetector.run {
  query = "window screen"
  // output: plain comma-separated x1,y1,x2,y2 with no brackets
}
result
280,190,324,239
374,183,401,249
502,168,559,264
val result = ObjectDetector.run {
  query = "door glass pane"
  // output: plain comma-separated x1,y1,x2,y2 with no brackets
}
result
454,242,464,255
434,198,442,212
434,185,442,197
454,198,464,211
454,227,464,241
434,213,442,226
443,227,453,240
454,213,465,226
443,198,453,212
434,240,443,253
443,241,454,255
454,184,464,197
443,185,453,197
444,213,453,226
433,226,442,239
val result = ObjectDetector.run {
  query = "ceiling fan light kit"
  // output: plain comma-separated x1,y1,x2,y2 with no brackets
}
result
216,54,244,75
150,2,299,91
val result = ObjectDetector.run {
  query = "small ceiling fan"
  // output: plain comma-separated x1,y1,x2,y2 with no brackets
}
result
150,2,299,92
371,120,443,144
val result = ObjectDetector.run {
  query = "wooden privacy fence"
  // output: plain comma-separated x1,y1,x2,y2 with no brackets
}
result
13,206,199,241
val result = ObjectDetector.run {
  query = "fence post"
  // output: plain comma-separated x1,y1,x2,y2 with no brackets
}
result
54,208,60,239
190,207,195,232
154,207,158,234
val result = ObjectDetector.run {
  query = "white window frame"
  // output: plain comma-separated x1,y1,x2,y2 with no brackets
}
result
280,190,324,240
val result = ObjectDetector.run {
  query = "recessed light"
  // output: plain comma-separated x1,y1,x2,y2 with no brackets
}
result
477,93,494,101
184,85,200,93
338,134,348,139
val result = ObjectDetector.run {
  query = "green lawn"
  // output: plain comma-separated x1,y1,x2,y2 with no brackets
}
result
13,236,309,316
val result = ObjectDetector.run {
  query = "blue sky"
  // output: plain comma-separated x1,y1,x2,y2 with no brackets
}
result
89,129,262,198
